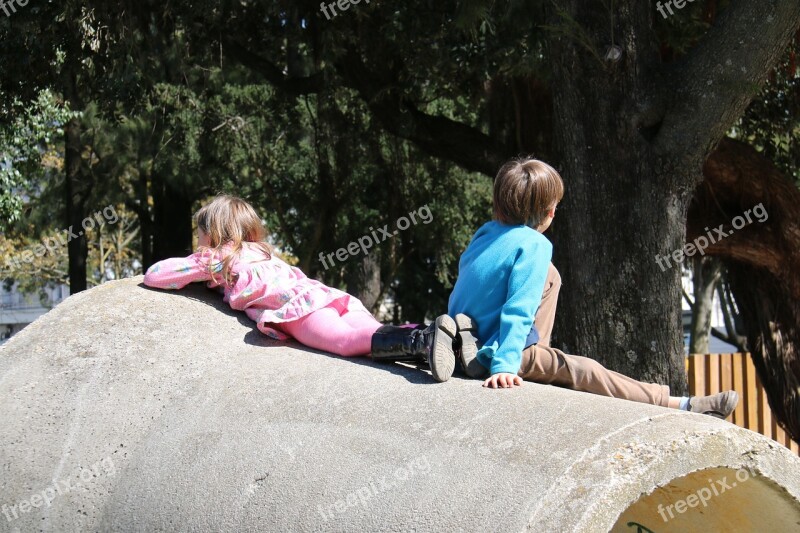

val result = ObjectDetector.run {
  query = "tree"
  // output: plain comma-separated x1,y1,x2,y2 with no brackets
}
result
685,257,722,355
0,90,75,231
3,0,798,438
215,0,799,397
212,0,800,438
691,136,800,441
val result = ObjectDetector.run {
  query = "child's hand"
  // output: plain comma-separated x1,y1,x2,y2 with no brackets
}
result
483,373,523,389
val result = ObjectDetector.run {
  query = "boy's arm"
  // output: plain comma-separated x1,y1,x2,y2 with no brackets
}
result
489,240,552,375
143,252,215,289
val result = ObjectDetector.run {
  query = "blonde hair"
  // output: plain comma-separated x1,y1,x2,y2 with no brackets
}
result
194,195,273,286
493,157,564,227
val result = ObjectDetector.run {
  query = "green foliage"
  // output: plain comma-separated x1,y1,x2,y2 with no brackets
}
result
0,90,76,230
1,204,141,296
180,76,493,320
737,43,800,184
0,0,794,323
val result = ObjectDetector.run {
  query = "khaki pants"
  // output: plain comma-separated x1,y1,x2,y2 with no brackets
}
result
517,264,670,407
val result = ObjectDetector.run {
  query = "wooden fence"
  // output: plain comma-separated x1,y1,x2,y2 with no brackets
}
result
687,352,799,456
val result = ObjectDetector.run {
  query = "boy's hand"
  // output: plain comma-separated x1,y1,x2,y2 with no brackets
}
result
483,373,523,389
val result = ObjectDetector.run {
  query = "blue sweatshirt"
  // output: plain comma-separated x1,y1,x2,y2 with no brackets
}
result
448,221,552,375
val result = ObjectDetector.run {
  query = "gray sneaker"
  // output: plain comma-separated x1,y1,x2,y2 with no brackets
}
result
689,391,739,419
454,314,489,379
426,315,458,382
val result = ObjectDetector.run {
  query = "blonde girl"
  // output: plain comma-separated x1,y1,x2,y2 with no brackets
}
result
144,195,459,382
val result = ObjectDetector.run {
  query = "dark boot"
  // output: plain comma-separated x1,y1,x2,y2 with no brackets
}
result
370,315,457,382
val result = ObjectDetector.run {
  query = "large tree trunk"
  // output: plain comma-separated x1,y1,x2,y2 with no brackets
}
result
63,117,90,294
130,170,154,270
543,0,799,394
346,254,382,313
548,2,689,392
225,0,800,399
151,174,194,261
728,262,800,443
300,95,338,276
62,7,90,294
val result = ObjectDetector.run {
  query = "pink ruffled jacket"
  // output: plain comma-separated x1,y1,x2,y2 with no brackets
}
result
143,243,351,339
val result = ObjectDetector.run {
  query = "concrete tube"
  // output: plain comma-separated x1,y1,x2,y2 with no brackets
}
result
1,278,798,532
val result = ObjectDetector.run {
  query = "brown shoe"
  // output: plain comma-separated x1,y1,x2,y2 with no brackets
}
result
689,391,739,419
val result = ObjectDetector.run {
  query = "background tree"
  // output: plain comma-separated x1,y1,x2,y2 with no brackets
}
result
2,0,798,440
211,0,799,406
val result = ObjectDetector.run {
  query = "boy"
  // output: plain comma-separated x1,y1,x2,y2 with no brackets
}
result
447,157,738,418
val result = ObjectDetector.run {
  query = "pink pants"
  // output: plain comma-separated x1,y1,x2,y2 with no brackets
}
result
276,298,382,357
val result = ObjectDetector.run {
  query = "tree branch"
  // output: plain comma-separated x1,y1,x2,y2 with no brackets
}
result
335,49,504,176
221,38,323,96
716,283,748,350
709,326,743,350
657,0,800,161
221,38,503,176
693,136,800,442
682,287,694,309
689,137,800,299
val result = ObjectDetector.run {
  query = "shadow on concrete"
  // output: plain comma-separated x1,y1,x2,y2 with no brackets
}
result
243,325,441,384
138,281,444,385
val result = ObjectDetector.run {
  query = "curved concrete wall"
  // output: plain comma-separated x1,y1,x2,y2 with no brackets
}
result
1,278,799,532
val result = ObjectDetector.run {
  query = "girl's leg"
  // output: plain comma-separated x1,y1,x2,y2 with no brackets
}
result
338,310,382,354
341,309,382,330
280,306,379,357
339,297,383,330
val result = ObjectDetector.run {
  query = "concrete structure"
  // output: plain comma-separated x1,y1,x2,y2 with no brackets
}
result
1,277,799,532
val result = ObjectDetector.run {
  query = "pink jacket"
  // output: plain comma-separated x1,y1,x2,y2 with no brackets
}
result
143,242,351,339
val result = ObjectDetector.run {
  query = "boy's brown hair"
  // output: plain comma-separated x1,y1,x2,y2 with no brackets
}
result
493,157,564,227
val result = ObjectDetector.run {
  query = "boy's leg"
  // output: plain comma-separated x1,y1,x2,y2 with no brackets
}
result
534,263,561,347
517,344,670,406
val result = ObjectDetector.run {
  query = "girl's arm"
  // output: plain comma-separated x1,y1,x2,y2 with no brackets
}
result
143,251,216,290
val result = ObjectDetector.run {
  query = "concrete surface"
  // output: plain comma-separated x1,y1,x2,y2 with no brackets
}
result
1,277,799,532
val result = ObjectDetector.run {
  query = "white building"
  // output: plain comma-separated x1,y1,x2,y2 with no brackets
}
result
0,284,69,345
681,268,739,354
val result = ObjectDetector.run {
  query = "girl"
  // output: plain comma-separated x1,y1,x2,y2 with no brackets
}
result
143,195,459,381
